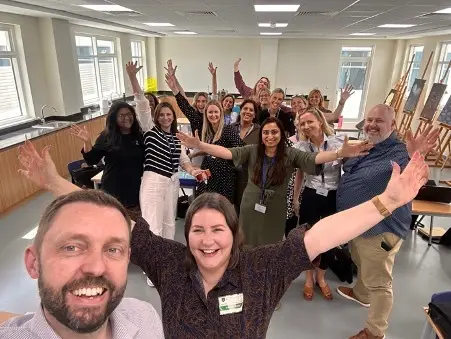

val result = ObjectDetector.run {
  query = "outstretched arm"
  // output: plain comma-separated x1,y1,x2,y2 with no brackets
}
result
18,140,81,197
176,131,233,160
314,137,373,164
165,59,187,99
233,58,252,98
209,62,217,99
305,152,428,260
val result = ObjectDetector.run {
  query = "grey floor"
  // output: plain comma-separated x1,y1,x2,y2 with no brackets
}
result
1,169,451,338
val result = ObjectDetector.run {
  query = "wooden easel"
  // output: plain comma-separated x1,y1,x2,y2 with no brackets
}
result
414,59,451,138
426,122,451,167
389,54,415,117
398,51,434,139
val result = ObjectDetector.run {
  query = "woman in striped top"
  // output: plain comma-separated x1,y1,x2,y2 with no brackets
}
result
165,69,245,204
126,61,202,243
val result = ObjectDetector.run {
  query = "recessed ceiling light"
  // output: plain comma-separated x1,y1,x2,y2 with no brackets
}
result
350,33,376,36
435,8,451,14
259,23,289,28
174,31,197,35
260,32,283,35
378,24,416,28
79,5,134,12
255,5,300,12
144,23,174,27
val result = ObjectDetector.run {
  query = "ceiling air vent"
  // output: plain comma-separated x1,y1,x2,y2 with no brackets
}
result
215,29,236,33
183,11,217,16
297,11,338,17
105,11,143,17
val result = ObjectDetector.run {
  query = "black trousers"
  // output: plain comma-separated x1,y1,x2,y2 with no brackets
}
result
298,187,337,270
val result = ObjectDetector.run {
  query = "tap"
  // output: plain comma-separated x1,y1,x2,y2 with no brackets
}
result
40,105,57,124
109,92,121,105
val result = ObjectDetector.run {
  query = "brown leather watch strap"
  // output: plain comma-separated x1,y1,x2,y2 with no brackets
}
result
371,196,392,218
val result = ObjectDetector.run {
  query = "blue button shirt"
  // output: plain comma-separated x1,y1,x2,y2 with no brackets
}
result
336,133,411,239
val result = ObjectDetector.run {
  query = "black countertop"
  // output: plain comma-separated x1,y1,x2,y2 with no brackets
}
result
0,110,107,151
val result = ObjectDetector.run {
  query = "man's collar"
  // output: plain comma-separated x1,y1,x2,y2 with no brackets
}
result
31,302,139,339
375,132,397,148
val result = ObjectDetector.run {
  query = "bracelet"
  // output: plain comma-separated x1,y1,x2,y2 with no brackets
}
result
371,196,392,218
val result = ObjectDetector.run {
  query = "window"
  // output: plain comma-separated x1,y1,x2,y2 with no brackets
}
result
335,47,373,120
435,42,451,107
0,28,26,125
131,40,145,89
404,45,424,96
76,35,121,105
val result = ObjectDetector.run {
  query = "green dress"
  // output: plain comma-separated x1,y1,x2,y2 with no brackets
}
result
230,144,320,247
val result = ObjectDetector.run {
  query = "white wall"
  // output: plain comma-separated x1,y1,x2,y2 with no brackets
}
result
155,37,262,93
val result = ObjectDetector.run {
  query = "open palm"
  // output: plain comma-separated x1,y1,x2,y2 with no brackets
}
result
340,84,355,102
340,136,373,158
164,59,177,77
384,152,429,208
70,125,90,142
126,61,143,76
18,140,59,190
176,130,201,149
208,62,217,75
406,125,440,157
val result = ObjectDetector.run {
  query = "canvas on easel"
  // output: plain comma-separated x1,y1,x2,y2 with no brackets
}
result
420,83,447,120
438,95,451,125
426,97,451,168
404,79,426,113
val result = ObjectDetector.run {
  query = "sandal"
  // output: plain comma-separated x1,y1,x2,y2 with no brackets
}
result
316,282,333,300
303,284,314,301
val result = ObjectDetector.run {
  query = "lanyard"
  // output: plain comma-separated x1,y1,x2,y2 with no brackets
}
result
309,140,328,184
260,156,275,203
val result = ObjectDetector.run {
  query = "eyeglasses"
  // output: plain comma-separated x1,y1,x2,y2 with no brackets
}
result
117,113,133,120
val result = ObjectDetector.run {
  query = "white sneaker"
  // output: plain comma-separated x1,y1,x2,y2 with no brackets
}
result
146,277,154,287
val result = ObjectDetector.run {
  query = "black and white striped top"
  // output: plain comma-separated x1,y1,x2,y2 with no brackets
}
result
143,127,182,178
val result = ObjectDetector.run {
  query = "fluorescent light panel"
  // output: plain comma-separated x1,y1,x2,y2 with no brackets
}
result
260,32,283,35
174,31,197,35
435,8,451,14
255,5,300,12
79,5,134,12
144,23,174,27
259,23,289,27
378,24,416,28
350,33,376,36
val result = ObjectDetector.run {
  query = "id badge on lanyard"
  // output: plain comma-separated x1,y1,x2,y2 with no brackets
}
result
310,141,329,197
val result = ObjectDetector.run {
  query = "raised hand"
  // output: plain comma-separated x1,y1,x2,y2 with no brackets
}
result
339,136,373,158
176,130,202,150
340,84,355,103
126,61,143,76
165,73,178,93
70,124,90,142
208,62,217,75
164,59,178,77
18,140,59,190
234,58,242,72
381,152,429,210
406,125,440,157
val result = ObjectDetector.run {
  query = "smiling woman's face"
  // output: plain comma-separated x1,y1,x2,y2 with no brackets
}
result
188,208,233,272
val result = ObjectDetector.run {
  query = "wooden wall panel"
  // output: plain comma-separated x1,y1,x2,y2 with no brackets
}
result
0,116,107,214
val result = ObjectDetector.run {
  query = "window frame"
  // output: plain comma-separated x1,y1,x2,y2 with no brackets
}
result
335,45,374,122
432,41,451,108
130,40,146,89
75,34,122,106
0,25,28,127
403,44,424,97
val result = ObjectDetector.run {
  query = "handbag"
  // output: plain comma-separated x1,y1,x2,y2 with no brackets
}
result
70,164,104,189
177,188,190,219
328,245,357,284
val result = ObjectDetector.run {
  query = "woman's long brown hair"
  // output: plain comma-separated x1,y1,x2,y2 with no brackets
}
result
252,117,287,187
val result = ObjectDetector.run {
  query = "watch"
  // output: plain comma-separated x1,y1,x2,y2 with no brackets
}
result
371,196,392,218
335,149,342,159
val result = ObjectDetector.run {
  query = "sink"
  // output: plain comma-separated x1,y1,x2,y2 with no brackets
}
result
31,121,73,130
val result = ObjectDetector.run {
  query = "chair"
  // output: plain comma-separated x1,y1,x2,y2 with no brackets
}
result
67,160,86,184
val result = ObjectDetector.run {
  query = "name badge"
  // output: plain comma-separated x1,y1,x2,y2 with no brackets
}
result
316,187,328,197
254,203,267,214
219,293,243,315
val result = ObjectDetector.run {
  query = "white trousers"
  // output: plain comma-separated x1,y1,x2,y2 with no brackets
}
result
140,171,179,240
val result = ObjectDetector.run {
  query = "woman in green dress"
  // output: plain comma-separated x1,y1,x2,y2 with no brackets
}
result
177,117,372,247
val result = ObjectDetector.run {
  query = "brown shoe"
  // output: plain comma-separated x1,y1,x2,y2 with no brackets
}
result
349,328,385,339
337,286,370,308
